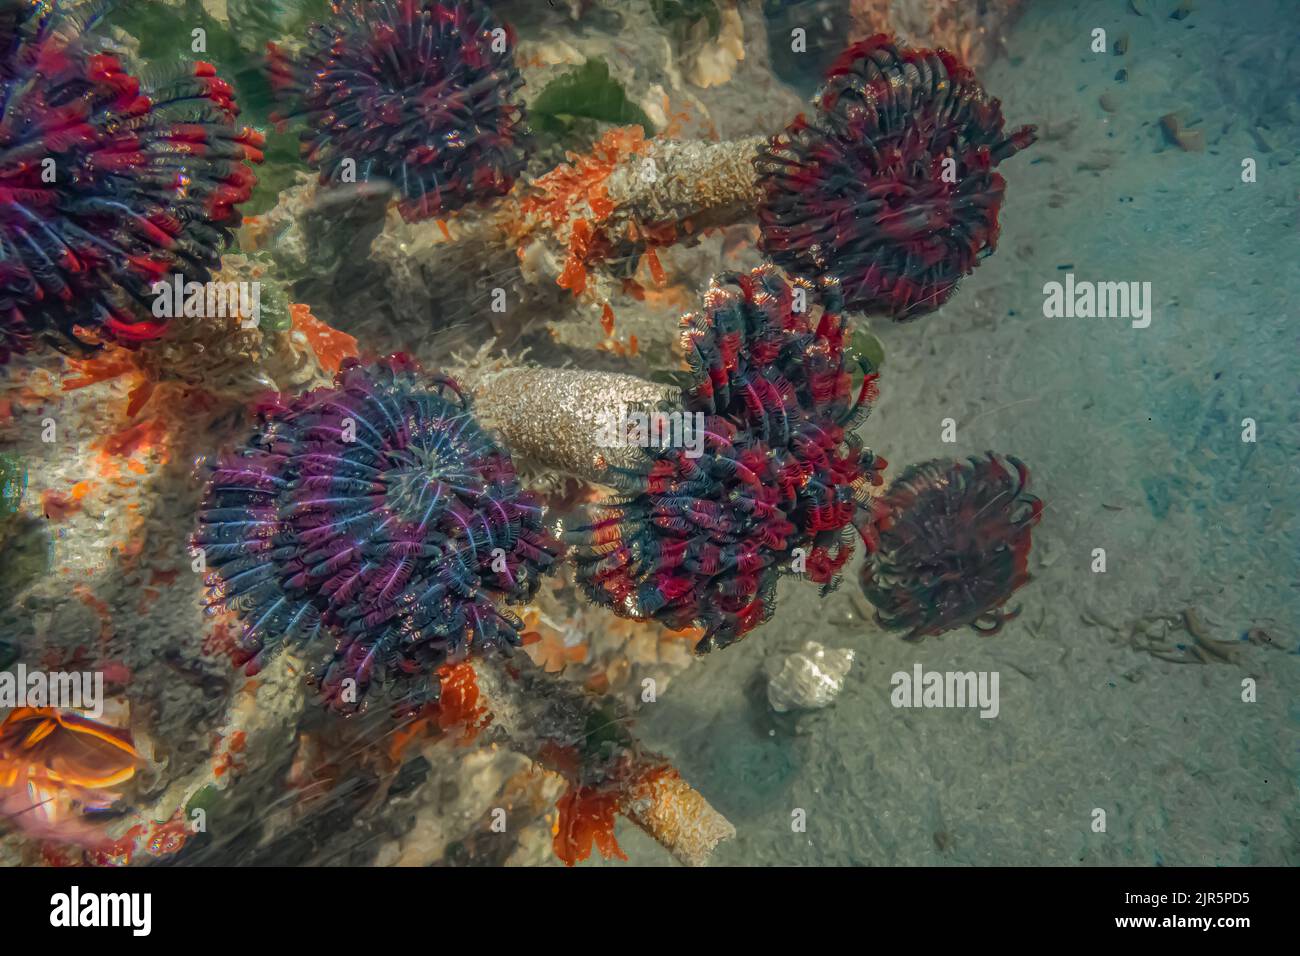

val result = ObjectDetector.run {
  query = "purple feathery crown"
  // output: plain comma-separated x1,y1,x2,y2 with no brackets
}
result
568,265,887,653
268,0,528,223
0,0,264,363
193,355,558,713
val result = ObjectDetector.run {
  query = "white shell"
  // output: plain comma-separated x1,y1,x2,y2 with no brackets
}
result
765,641,855,713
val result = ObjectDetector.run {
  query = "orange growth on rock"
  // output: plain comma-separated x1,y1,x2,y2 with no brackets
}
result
661,624,707,644
126,379,155,418
384,716,427,764
553,783,627,866
517,126,650,311
660,95,694,140
644,247,666,285
100,418,167,460
61,348,159,427
62,347,138,391
596,335,640,359
518,125,646,228
149,568,180,587
142,814,191,858
641,281,691,311
557,218,593,296
88,808,190,867
520,608,592,674
212,749,241,779
599,302,615,337
201,618,240,662
536,740,581,778
386,662,492,761
90,451,121,482
291,303,357,375
41,490,81,522
432,662,491,741
631,762,681,794
211,728,249,779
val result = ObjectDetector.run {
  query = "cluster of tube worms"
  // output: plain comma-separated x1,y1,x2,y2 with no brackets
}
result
1,0,1046,865
268,0,528,222
756,34,1037,319
193,356,558,713
0,0,263,362
568,265,888,651
140,0,1041,705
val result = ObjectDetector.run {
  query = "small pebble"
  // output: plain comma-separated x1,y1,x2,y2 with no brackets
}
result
1161,112,1205,152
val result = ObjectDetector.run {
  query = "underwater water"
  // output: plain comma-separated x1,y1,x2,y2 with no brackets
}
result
0,0,1295,878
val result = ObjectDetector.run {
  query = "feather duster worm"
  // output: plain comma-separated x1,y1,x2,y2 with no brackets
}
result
568,265,886,652
756,34,1037,319
193,355,558,714
0,0,264,362
268,0,528,222
859,453,1042,638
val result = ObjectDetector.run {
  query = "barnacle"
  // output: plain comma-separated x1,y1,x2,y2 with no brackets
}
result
756,34,1036,319
193,355,558,714
268,0,528,223
0,0,264,362
858,453,1041,638
567,264,886,652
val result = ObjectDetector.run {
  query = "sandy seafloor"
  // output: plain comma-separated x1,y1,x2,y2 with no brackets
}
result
591,0,1300,866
